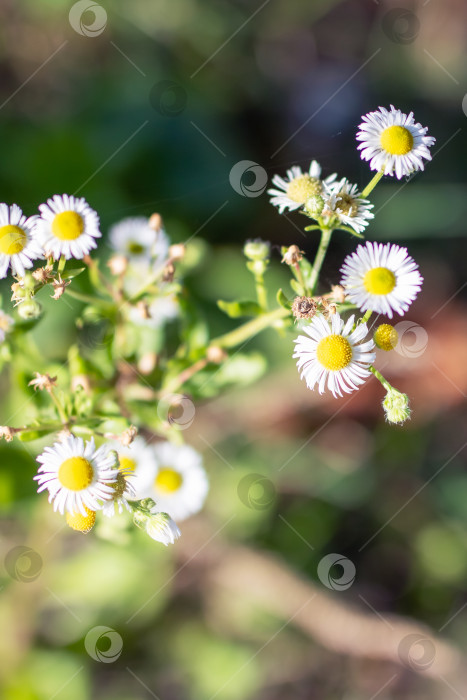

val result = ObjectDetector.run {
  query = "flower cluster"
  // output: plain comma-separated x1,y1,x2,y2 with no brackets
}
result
271,106,434,419
0,105,435,545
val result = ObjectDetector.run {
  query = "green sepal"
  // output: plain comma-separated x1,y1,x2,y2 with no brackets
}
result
276,289,292,309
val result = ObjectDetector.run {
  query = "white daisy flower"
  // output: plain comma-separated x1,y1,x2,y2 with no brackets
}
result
109,216,170,264
34,194,101,260
132,441,209,522
323,177,374,234
293,312,375,398
268,160,337,214
0,310,14,343
356,105,436,180
34,436,119,516
340,241,423,319
0,203,42,279
145,512,181,546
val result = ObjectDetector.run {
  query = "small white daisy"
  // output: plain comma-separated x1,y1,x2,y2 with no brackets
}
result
145,512,181,546
268,160,337,214
293,312,375,398
109,216,170,264
323,177,374,234
0,203,42,278
132,441,209,522
34,194,101,260
34,436,119,516
0,310,14,343
357,105,435,180
340,241,423,318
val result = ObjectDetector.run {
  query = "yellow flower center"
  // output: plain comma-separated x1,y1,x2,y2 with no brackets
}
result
0,225,27,255
66,506,96,533
127,241,145,255
58,456,94,491
316,335,353,371
380,125,414,156
155,468,183,494
336,193,358,217
119,455,136,472
363,267,396,295
51,211,84,240
286,175,322,204
374,323,398,352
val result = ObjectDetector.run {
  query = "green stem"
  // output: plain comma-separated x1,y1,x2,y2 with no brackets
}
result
47,388,68,424
211,306,290,349
361,169,385,199
65,287,114,309
309,228,333,295
369,365,392,392
254,271,268,311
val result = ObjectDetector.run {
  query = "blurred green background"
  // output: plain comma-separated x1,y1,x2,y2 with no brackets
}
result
1,0,467,698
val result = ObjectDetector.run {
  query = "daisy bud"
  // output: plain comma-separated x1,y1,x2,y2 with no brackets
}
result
145,512,181,546
29,372,57,392
32,266,54,284
304,194,325,218
244,239,270,262
118,425,138,447
136,300,151,320
281,245,304,266
51,276,71,300
292,296,317,320
169,244,186,261
162,262,175,283
374,323,398,352
11,282,26,305
383,388,411,425
107,254,128,276
206,345,227,364
17,299,42,320
148,213,163,231
66,507,96,534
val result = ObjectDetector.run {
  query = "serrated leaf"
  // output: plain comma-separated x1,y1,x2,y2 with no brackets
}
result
217,300,263,319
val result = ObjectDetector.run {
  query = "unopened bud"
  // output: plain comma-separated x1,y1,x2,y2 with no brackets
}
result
383,388,411,425
17,299,42,320
304,194,325,218
149,213,163,231
207,346,227,364
169,244,186,262
107,254,128,276
244,239,270,262
374,324,398,352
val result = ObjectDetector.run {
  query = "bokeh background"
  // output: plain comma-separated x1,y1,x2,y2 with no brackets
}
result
1,0,467,698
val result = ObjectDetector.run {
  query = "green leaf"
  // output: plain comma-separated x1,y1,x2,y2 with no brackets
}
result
217,300,263,319
276,288,292,309
61,266,86,280
289,279,304,297
18,427,58,442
